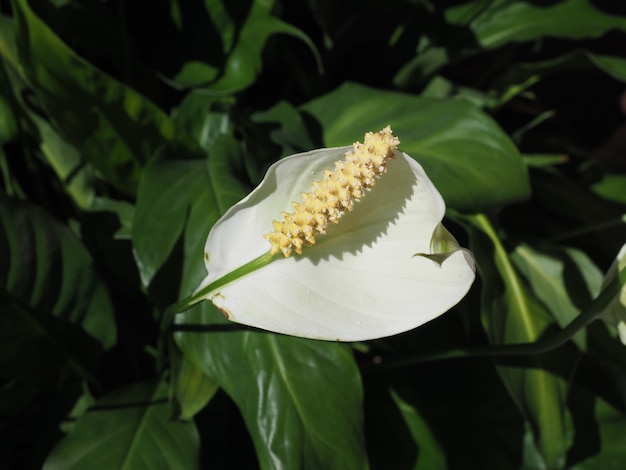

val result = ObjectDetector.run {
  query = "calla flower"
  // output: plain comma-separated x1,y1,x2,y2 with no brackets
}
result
191,127,475,341
600,243,626,344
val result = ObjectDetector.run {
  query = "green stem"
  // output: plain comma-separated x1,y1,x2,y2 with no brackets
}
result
366,263,626,375
547,215,626,242
156,251,275,370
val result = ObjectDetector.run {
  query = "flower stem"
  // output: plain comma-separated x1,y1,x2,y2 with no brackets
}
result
547,214,626,242
365,263,626,375
156,250,275,370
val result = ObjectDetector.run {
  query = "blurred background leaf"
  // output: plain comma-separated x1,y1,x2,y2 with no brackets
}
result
467,214,576,469
445,0,626,49
12,0,178,195
0,194,115,388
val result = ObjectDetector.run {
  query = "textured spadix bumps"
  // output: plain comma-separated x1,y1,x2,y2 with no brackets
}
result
265,126,399,257
193,127,476,341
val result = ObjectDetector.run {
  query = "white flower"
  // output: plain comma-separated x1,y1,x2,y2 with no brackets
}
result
193,127,476,341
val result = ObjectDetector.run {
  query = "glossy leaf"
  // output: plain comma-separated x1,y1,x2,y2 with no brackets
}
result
132,135,249,291
42,380,200,470
134,138,369,468
0,194,115,387
446,0,626,49
12,0,177,195
133,159,216,290
154,144,369,467
175,303,368,470
302,82,529,211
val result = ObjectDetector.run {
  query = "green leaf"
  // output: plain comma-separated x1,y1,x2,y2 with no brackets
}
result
137,136,369,467
133,158,216,290
566,380,626,469
251,100,318,156
58,383,95,434
175,303,368,470
132,135,249,292
42,380,200,470
511,244,604,350
592,175,626,205
173,0,321,93
0,87,18,145
12,0,177,195
205,134,253,214
390,390,446,470
467,214,574,469
522,154,569,168
170,342,218,421
302,82,529,211
88,197,135,240
0,194,115,387
446,0,626,49
1,15,95,208
172,92,235,151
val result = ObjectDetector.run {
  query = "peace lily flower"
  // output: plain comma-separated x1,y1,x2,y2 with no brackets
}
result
600,243,626,344
189,127,475,341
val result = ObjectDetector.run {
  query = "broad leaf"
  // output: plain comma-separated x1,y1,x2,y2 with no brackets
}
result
446,0,626,49
133,159,216,290
42,380,200,470
175,304,368,470
301,82,529,211
132,135,249,291
0,194,115,387
12,0,177,195
133,136,369,467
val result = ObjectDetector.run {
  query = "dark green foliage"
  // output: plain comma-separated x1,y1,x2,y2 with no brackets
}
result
1,0,626,468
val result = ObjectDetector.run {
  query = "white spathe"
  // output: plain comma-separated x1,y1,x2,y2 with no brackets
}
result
197,146,476,341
